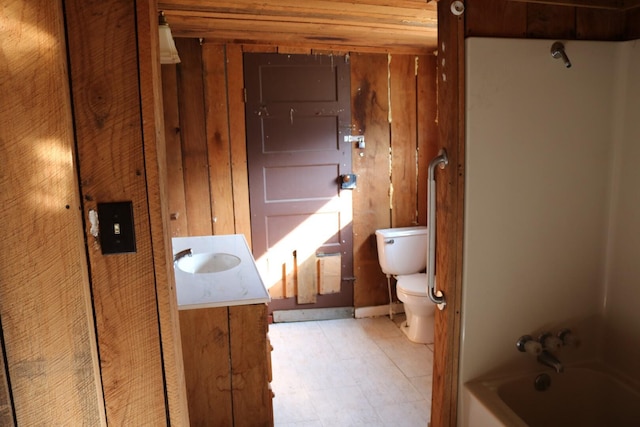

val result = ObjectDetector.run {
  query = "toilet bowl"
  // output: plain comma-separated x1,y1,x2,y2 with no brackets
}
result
396,273,434,344
375,226,435,344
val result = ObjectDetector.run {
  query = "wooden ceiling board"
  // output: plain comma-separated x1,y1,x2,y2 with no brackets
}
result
159,0,438,52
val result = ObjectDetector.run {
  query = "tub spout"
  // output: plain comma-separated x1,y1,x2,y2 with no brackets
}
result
537,350,564,373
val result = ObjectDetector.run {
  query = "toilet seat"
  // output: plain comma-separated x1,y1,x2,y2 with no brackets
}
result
396,273,428,297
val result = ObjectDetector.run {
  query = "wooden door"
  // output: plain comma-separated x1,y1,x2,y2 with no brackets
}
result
244,53,353,312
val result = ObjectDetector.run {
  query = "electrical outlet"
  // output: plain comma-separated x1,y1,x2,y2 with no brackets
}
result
97,201,136,254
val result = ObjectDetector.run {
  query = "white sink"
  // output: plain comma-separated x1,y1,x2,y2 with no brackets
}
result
176,252,241,274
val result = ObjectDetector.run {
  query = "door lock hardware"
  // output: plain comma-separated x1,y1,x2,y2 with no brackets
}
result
344,135,365,149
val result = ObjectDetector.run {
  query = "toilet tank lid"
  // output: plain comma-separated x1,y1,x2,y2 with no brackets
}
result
375,226,427,238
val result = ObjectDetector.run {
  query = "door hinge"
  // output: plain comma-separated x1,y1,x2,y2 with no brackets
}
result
243,87,247,103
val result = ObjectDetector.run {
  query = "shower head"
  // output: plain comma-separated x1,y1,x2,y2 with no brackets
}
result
551,42,572,68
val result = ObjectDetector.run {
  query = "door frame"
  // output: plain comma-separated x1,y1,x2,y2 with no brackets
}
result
430,2,465,426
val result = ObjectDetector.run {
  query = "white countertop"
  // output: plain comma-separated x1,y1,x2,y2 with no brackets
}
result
172,234,270,310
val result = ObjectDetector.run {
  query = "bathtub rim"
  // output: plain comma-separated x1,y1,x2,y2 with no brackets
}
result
463,359,640,427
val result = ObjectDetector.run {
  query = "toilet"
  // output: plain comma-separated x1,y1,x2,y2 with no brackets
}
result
375,226,434,344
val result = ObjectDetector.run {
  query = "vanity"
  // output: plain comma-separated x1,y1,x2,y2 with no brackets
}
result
172,235,273,426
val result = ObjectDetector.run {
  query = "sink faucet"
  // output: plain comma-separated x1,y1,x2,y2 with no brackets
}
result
174,248,192,263
537,350,564,373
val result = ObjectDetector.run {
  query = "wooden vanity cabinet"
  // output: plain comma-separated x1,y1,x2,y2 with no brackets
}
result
179,303,273,426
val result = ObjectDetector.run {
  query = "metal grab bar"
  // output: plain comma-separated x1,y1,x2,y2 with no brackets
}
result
427,149,448,307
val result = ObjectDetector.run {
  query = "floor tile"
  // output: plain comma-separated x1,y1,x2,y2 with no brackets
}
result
270,315,433,426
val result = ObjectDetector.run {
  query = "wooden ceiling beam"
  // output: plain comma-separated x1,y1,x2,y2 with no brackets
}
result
159,0,437,52
163,12,436,52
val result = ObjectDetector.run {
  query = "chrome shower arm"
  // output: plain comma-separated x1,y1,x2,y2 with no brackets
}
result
551,41,572,68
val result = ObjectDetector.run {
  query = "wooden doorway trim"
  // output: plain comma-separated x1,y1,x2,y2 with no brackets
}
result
430,2,465,426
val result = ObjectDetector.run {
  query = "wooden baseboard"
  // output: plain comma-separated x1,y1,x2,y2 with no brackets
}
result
272,307,354,322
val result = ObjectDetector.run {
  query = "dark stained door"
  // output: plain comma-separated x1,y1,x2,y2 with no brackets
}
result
244,53,353,312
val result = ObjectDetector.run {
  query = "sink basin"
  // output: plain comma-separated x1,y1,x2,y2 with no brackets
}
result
176,252,241,274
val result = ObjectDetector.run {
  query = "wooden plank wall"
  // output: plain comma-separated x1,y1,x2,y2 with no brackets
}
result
135,1,191,424
466,0,628,40
66,0,188,424
0,0,105,424
163,42,437,309
431,3,465,426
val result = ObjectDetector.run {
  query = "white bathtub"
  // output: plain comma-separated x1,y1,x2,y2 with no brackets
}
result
463,363,640,427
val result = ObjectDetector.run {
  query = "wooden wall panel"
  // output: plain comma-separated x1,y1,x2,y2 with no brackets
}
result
417,53,439,227
65,0,168,424
0,342,11,425
351,53,393,308
1,1,106,424
577,8,626,39
390,54,419,227
467,0,629,40
526,4,576,38
162,64,190,237
176,38,214,236
627,7,640,39
203,43,236,235
466,0,528,37
431,3,465,426
137,1,190,424
226,45,253,243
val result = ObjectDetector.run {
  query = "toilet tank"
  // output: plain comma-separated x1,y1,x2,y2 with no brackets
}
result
375,226,428,275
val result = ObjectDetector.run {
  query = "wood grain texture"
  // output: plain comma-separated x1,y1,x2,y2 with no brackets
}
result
417,53,438,228
351,53,393,308
65,0,168,423
0,341,11,425
1,0,105,424
203,43,236,235
318,254,342,295
180,307,233,426
229,304,273,427
136,1,190,424
577,8,626,39
226,45,253,243
176,38,214,236
467,0,631,40
628,6,640,38
296,249,318,305
160,0,437,53
527,3,577,38
430,3,465,426
466,0,528,37
162,64,190,237
390,54,418,228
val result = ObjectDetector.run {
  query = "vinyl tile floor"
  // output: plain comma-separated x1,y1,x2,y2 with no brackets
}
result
269,315,433,426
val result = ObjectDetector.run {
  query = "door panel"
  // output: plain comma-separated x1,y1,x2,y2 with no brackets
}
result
245,53,353,311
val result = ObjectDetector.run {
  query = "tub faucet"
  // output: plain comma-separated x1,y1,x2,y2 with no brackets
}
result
174,248,192,263
537,350,564,373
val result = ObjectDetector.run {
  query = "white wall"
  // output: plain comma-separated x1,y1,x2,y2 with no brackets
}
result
603,40,640,381
461,38,619,394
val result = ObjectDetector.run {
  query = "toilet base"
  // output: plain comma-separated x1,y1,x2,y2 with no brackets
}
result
400,315,434,344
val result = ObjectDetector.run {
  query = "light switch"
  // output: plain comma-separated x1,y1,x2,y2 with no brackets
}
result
97,201,136,254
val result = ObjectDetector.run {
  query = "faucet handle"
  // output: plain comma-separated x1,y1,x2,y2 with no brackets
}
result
539,332,562,352
558,328,581,348
517,335,542,356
